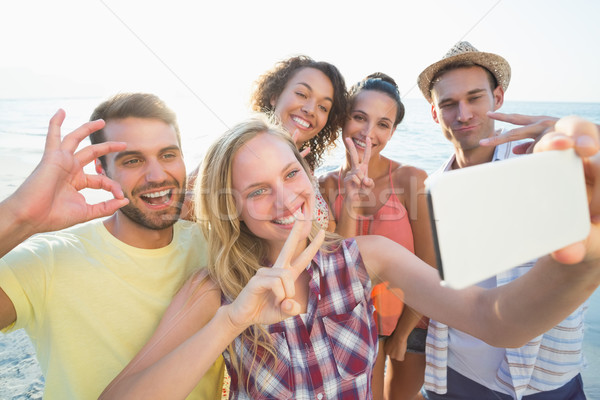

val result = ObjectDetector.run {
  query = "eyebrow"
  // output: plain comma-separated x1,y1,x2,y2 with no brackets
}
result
241,161,299,193
113,145,181,162
296,82,334,104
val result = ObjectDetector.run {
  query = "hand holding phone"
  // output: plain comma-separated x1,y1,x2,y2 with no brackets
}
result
426,149,590,289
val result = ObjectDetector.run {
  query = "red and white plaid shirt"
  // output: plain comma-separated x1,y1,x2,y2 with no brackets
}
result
223,239,378,399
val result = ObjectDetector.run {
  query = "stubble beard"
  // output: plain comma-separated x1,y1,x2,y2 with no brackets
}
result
120,189,186,230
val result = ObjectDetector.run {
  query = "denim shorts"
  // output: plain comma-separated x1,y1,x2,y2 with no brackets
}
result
423,367,586,399
406,327,427,354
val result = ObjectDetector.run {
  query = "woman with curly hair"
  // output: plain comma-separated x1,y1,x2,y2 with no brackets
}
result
250,55,347,172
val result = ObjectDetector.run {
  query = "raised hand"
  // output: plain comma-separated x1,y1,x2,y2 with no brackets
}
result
226,219,325,330
533,116,600,264
292,129,311,158
480,112,558,154
5,110,129,237
343,137,375,208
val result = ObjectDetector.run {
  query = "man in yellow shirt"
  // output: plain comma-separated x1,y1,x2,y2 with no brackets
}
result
0,93,223,399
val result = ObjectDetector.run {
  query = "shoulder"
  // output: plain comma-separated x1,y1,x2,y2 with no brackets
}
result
392,163,428,187
10,219,101,254
318,168,341,188
174,220,206,244
170,269,221,313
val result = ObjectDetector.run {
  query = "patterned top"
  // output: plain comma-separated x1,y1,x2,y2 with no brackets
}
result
314,182,330,230
424,140,588,399
222,239,378,399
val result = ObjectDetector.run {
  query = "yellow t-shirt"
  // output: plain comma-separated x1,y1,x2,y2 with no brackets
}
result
0,219,223,399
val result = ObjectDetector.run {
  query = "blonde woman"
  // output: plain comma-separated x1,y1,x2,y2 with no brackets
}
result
101,115,600,399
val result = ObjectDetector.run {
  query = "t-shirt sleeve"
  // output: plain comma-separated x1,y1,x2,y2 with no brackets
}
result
0,239,52,332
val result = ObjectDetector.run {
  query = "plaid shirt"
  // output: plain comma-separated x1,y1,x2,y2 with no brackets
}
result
222,239,378,399
425,140,588,399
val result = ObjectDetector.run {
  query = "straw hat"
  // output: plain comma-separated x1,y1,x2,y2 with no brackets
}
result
417,41,511,103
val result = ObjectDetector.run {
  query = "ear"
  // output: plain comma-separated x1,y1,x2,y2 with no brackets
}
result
95,159,106,175
431,103,440,124
492,86,504,111
269,95,278,109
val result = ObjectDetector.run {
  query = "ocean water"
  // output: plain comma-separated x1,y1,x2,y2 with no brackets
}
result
0,97,598,397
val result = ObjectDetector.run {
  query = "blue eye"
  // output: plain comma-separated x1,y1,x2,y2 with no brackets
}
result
286,169,299,179
248,188,266,198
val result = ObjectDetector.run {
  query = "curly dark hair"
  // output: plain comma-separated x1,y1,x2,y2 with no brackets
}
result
348,72,405,126
250,55,347,170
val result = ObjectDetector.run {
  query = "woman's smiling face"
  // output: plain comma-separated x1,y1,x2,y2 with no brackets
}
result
231,132,315,246
270,67,334,148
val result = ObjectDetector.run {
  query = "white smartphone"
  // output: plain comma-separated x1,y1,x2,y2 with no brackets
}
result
426,148,590,289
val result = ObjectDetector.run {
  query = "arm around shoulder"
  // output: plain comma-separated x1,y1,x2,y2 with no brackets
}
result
100,270,235,399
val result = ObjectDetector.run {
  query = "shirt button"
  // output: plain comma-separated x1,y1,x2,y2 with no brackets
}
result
317,393,323,400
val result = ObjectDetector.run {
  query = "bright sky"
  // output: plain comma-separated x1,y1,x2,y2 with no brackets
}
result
1,0,599,140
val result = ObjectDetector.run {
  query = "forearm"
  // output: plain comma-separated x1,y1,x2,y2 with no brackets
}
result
0,195,36,258
334,198,359,238
361,235,600,349
390,306,422,341
100,305,242,400
473,255,600,346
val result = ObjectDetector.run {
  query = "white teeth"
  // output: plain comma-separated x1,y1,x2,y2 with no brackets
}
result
292,116,310,128
273,207,304,225
354,138,367,148
293,207,304,220
142,189,171,198
273,215,296,225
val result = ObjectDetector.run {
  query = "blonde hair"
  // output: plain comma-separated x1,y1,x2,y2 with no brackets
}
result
194,115,340,388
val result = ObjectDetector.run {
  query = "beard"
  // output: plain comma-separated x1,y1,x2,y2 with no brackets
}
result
120,184,186,230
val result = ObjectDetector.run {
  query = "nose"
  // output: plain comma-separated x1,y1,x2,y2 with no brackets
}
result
362,121,376,139
457,101,473,122
144,158,169,182
301,98,316,115
275,181,302,211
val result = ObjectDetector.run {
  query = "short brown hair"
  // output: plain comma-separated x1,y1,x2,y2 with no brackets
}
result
90,93,180,169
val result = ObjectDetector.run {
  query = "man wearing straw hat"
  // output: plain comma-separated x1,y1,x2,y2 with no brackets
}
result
418,42,587,399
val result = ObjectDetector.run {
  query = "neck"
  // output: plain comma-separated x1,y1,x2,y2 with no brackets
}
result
103,212,175,249
452,145,496,169
267,237,308,266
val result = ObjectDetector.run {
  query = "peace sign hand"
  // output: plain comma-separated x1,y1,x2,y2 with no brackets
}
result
226,219,325,330
343,137,375,209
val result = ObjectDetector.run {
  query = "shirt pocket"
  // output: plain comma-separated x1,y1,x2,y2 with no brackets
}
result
322,300,375,380
246,331,294,400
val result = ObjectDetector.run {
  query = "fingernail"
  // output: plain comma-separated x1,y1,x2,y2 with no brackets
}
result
479,138,490,145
